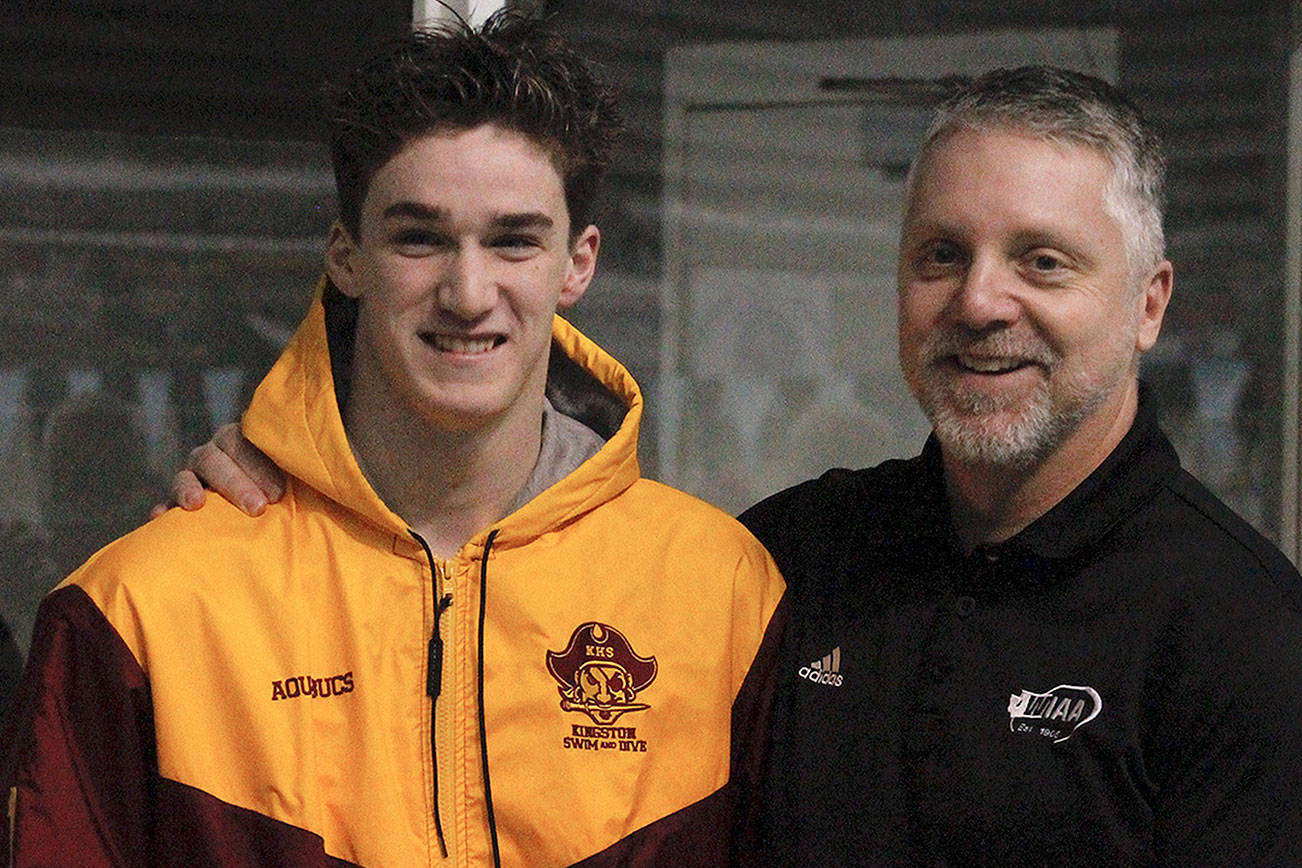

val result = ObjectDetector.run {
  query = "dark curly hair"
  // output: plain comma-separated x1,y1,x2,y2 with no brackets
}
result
327,10,624,241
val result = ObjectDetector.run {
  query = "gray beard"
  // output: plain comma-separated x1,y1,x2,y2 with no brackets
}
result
917,375,1107,469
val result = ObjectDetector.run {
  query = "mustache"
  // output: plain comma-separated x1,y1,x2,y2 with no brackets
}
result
920,327,1059,367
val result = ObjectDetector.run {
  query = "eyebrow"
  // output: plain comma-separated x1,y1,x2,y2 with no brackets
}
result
380,201,442,222
380,201,555,231
493,212,554,231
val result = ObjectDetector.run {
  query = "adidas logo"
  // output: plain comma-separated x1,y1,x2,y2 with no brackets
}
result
797,647,844,687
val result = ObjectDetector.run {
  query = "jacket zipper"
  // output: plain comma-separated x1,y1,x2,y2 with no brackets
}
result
411,531,452,859
478,530,502,868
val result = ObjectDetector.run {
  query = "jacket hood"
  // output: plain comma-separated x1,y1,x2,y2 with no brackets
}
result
242,277,642,553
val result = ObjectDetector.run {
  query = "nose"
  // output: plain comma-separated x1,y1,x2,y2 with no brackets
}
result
436,247,496,321
581,668,612,703
948,255,1021,331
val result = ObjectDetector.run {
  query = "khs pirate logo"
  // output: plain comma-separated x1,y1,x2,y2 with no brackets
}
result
547,622,657,725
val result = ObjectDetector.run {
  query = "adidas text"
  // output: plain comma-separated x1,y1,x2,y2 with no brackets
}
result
798,666,843,686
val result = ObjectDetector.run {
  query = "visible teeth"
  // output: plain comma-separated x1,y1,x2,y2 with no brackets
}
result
959,355,1022,373
431,335,496,354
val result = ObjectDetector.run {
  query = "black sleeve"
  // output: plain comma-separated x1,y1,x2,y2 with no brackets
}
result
1152,615,1302,863
738,492,796,571
740,475,845,584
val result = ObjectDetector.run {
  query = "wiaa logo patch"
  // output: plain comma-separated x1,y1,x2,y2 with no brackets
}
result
1008,684,1102,743
546,622,657,725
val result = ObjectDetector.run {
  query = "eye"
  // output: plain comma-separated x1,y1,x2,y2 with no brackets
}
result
930,243,962,265
489,233,542,259
391,228,449,255
910,240,965,277
1028,252,1065,272
1021,249,1074,284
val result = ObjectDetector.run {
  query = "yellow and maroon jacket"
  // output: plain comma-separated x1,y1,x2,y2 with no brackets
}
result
1,285,787,867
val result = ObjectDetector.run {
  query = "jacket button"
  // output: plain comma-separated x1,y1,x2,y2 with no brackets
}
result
954,596,976,617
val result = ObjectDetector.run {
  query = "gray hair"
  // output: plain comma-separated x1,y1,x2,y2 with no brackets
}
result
907,66,1167,276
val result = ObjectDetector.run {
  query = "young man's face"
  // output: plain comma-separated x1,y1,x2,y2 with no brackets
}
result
896,127,1171,468
326,124,599,435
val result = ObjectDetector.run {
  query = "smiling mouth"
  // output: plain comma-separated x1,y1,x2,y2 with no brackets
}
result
421,333,505,355
953,354,1036,375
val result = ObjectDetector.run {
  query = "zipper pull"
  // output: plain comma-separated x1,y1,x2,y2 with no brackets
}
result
426,594,452,699
426,634,442,699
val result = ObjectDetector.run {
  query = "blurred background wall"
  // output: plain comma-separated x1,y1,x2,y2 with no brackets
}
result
0,0,1295,656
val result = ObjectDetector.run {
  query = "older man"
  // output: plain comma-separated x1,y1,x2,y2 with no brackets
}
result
740,66,1302,864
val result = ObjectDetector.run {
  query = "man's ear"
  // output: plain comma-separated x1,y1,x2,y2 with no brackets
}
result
324,222,363,299
558,225,600,310
1135,259,1173,353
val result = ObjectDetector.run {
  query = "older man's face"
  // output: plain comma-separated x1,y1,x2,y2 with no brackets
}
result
897,127,1167,468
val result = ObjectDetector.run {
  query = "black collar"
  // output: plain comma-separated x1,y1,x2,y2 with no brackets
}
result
913,388,1180,578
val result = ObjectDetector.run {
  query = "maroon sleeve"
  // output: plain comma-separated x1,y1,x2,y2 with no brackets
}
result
570,592,790,868
728,591,787,865
0,585,156,867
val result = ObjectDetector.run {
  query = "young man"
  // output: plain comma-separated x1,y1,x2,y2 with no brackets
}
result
2,14,784,866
